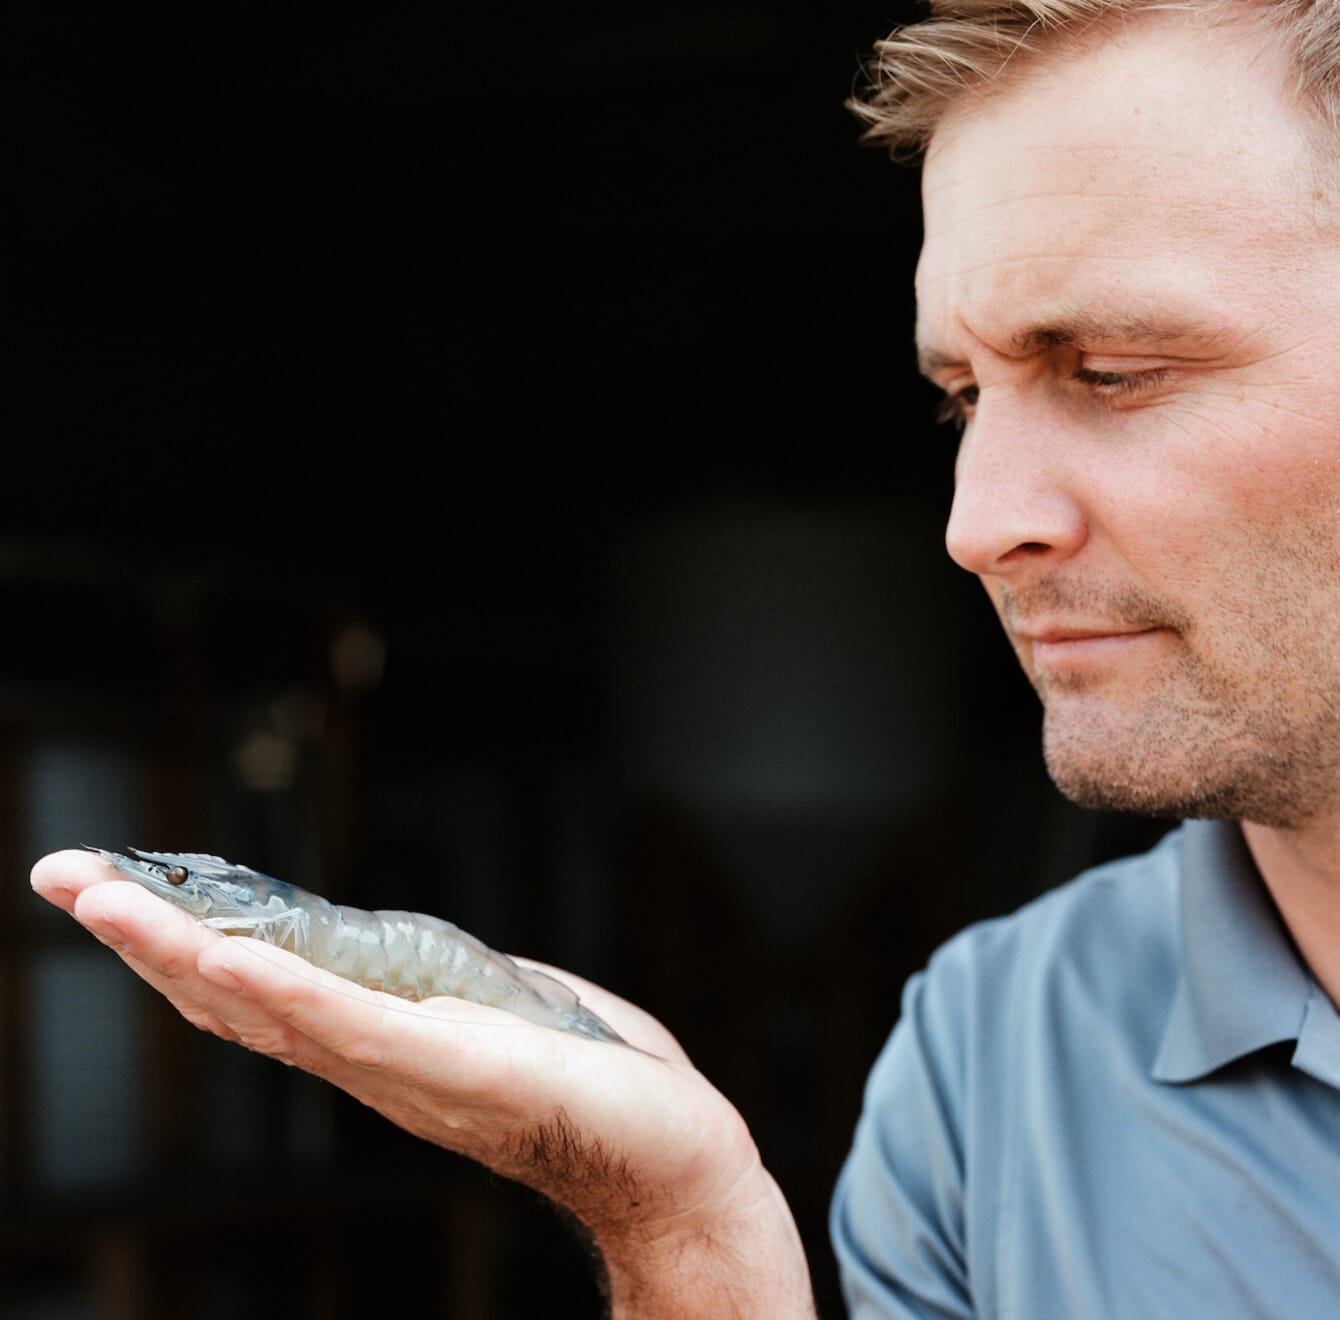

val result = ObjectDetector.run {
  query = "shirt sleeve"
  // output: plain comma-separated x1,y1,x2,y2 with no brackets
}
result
830,960,976,1319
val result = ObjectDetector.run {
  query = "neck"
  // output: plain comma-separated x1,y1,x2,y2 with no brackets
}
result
1241,814,1340,1008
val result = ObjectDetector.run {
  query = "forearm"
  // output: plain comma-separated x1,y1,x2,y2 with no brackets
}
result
595,1168,817,1320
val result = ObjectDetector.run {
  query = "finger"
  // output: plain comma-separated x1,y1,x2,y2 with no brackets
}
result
197,935,551,1075
69,883,244,1041
196,940,680,1177
30,848,120,914
68,883,520,1088
69,882,335,1064
73,879,216,978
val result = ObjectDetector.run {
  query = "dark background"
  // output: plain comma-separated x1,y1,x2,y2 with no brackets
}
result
2,5,1168,1317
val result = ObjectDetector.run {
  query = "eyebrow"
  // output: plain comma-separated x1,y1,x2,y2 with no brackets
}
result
916,313,1233,379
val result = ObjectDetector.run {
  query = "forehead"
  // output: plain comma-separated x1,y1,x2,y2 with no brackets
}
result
914,12,1320,356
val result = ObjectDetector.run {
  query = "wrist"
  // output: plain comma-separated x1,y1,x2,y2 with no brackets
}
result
593,1165,816,1319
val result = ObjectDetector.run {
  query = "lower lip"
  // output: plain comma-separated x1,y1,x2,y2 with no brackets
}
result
1030,629,1166,670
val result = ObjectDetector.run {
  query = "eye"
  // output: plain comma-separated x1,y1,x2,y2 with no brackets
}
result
1078,368,1137,389
165,865,189,885
935,384,979,432
1074,366,1171,399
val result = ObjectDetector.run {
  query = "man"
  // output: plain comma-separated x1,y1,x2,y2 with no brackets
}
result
32,1,1340,1315
832,1,1340,1314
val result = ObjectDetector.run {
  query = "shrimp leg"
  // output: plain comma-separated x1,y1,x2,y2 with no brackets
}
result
203,906,309,950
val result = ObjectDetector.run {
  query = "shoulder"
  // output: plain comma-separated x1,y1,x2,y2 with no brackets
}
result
834,829,1189,1313
866,826,1186,1106
926,825,1183,1005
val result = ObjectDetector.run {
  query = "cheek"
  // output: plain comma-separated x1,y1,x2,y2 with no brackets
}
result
1084,459,1210,584
1173,481,1340,676
1224,449,1340,570
1165,380,1340,525
1095,415,1340,583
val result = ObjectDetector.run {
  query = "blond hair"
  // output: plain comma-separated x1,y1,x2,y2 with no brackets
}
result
850,0,1340,158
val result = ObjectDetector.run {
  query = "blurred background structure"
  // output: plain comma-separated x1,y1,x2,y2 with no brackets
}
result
4,4,1169,1317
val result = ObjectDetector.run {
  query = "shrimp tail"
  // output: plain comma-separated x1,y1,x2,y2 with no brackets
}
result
514,964,628,1043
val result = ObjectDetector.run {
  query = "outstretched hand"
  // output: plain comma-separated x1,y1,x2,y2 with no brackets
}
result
31,850,815,1318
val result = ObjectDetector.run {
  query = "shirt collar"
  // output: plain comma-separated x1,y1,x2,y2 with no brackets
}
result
1152,819,1312,1084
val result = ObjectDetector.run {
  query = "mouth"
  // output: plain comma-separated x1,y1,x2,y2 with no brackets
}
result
1019,625,1169,672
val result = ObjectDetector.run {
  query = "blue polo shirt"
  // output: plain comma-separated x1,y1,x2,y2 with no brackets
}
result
831,820,1340,1318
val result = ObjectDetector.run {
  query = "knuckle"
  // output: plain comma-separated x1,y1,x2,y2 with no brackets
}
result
154,947,200,982
340,1031,389,1071
177,1004,238,1043
263,984,312,1025
235,1025,299,1064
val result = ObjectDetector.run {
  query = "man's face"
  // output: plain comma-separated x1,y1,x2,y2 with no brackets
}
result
916,12,1340,828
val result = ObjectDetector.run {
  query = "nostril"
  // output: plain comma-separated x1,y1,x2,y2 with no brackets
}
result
995,540,1058,566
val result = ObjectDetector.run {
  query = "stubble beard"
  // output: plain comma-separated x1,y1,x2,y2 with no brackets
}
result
1040,683,1321,829
1006,581,1340,831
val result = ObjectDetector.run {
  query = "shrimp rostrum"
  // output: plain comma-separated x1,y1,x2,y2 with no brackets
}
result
89,847,625,1044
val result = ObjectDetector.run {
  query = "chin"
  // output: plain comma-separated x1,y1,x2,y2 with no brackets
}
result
1050,769,1228,821
1045,751,1313,830
1039,682,1339,829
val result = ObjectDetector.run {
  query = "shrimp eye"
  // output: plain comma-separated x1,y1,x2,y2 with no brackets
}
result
165,865,189,886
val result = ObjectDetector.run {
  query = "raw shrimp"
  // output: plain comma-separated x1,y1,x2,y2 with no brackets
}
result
89,846,626,1044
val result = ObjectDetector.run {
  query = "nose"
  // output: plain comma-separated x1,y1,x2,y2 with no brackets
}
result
944,392,1088,578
